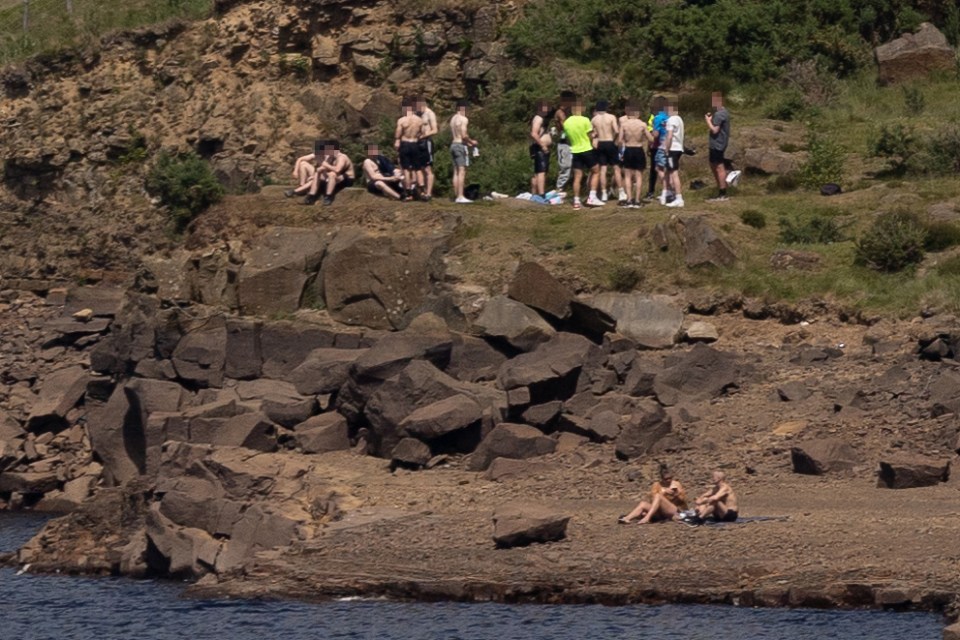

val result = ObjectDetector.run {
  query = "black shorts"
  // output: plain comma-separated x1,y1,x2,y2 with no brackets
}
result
667,150,683,171
571,150,597,172
333,176,354,193
709,148,727,165
719,509,738,523
419,138,434,167
596,141,619,166
399,141,423,170
622,147,646,171
530,144,550,174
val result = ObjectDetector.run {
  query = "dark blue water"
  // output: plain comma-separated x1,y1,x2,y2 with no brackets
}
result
0,513,943,640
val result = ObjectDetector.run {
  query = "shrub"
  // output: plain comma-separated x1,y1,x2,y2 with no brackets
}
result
923,127,960,175
936,254,960,276
778,215,844,244
923,220,960,252
869,122,916,173
903,85,925,115
608,264,642,292
740,209,767,229
146,151,224,231
854,211,927,272
764,89,807,121
799,132,845,188
766,174,800,193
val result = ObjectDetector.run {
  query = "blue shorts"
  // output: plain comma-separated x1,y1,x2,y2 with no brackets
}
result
654,149,667,168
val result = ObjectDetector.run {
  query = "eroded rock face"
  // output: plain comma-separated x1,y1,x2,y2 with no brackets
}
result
237,227,327,316
875,23,957,85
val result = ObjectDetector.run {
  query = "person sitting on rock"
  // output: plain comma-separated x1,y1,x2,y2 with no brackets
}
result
285,139,327,198
694,470,738,523
362,143,406,201
619,465,688,524
304,140,355,206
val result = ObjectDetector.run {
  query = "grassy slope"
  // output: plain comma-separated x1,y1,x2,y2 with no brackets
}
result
452,73,960,317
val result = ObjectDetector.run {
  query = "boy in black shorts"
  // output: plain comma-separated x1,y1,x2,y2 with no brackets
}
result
591,100,620,202
617,102,653,208
394,98,424,199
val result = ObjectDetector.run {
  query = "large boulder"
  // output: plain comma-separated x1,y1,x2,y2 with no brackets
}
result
86,385,144,484
875,23,957,85
259,321,340,379
322,229,447,330
587,293,683,350
466,423,556,471
877,455,950,489
390,437,433,469
497,332,598,403
613,400,672,460
507,262,573,321
399,394,483,440
350,314,452,383
236,226,327,316
653,344,742,406
224,318,263,380
293,413,351,454
474,295,556,352
236,379,317,428
189,412,278,451
791,439,860,475
172,314,227,388
447,333,507,383
492,502,570,548
744,148,801,175
287,348,367,395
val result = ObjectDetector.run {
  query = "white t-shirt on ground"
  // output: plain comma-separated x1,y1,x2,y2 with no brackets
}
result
667,114,684,152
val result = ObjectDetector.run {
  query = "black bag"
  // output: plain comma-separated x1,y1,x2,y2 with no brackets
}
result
820,183,842,196
375,155,396,176
464,184,481,201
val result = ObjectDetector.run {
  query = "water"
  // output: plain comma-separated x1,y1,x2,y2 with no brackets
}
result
0,513,943,640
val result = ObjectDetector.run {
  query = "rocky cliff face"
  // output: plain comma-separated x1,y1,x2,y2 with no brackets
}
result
0,0,518,281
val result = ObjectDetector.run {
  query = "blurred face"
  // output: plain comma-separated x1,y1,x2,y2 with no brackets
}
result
367,145,379,157
324,145,337,156
713,471,724,483
538,102,550,115
712,92,723,109
417,99,426,112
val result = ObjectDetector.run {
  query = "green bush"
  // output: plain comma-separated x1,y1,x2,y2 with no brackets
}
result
903,85,925,115
608,264,642,292
764,89,807,121
923,127,960,175
869,122,916,174
936,254,960,276
146,151,224,231
778,215,844,244
854,211,927,272
923,220,960,252
799,132,845,188
740,209,767,229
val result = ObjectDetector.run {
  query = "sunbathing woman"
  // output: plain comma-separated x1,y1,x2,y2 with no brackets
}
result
619,465,688,524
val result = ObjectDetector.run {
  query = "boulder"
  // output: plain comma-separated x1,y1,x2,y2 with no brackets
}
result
189,412,278,451
224,318,263,380
944,622,960,640
492,502,570,548
294,413,351,454
260,322,338,379
399,394,483,440
466,423,556,471
172,315,227,388
322,229,447,330
653,344,742,406
474,295,556,352
507,262,573,320
791,439,859,475
0,471,59,494
236,226,327,316
391,437,432,469
497,333,598,402
566,299,617,341
236,379,317,428
0,410,24,441
678,217,737,268
588,293,683,349
614,400,672,460
778,381,812,402
744,148,801,175
145,505,221,577
350,314,452,382
447,333,507,383
684,321,719,343
484,457,555,481
877,455,950,489
287,348,367,395
521,401,563,429
875,23,957,85
87,385,144,484
25,366,89,433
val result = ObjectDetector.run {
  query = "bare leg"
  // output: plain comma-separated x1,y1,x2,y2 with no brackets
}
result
623,169,634,202
638,494,680,524
599,164,608,197
374,181,401,200
670,169,682,198
614,164,623,196
572,168,584,201
589,166,600,193
711,162,727,191
621,500,652,522
325,174,341,197
425,166,434,197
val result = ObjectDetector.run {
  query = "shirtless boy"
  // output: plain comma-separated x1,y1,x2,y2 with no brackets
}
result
591,100,620,203
562,97,603,210
695,470,739,522
529,100,552,197
449,100,477,204
618,102,653,209
305,140,355,206
395,99,424,199
416,96,438,201
285,140,327,198
362,144,405,200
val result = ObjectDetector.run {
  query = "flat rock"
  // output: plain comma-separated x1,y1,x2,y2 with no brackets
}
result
507,262,573,320
25,365,89,433
484,457,554,482
399,394,483,440
474,295,556,352
492,502,570,548
684,320,719,343
877,455,950,489
588,293,683,349
466,423,556,471
287,348,367,395
0,471,59,494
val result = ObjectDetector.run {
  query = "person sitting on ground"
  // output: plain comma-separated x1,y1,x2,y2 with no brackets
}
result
285,140,327,198
362,143,405,200
694,470,739,523
529,99,552,198
394,98,424,199
619,465,688,524
303,140,355,206
449,99,477,204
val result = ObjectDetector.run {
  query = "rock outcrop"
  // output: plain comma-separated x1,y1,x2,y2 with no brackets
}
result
875,23,957,85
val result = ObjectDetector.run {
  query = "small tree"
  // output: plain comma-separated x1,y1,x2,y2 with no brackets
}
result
855,211,927,272
146,151,224,232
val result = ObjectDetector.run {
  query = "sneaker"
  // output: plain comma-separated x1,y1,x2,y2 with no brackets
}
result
420,194,432,202
658,192,667,205
283,189,295,198
665,196,685,208
643,191,655,201
600,192,609,202
726,170,742,187
303,195,318,205
706,195,729,202
322,196,333,206
619,188,628,202
617,515,632,525
629,200,640,209
455,196,473,204
573,198,582,210
586,195,605,207
618,199,629,207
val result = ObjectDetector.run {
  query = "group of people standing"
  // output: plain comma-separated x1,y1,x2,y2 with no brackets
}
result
539,91,733,210
284,92,734,208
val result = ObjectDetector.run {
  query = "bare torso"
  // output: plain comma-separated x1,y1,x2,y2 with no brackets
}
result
420,107,438,140
450,113,469,144
398,114,423,142
592,112,618,142
621,117,650,147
